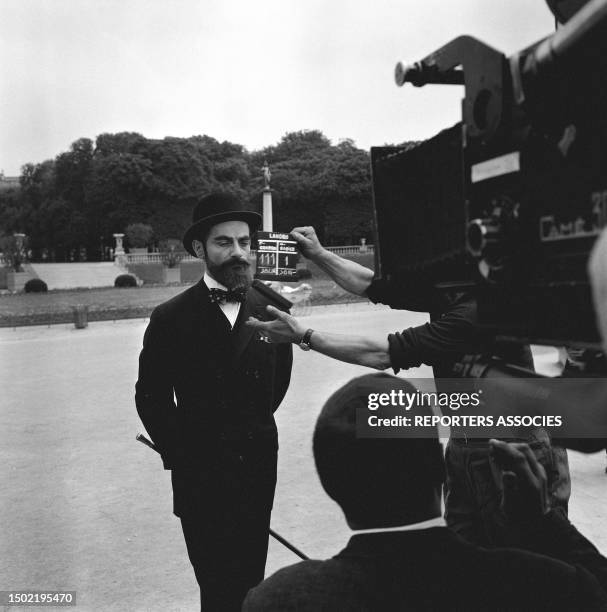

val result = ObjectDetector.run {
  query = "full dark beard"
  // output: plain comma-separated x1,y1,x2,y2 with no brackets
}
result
207,257,253,290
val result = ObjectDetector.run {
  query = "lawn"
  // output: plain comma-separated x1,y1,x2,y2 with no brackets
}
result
0,278,366,327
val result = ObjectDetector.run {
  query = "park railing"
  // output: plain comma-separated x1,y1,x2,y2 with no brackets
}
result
0,246,374,268
325,245,374,256
120,245,374,265
122,253,198,264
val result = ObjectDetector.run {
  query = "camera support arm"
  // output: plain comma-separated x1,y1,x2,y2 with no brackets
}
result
395,35,507,143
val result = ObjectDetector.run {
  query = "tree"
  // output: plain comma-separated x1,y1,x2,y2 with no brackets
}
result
247,130,372,243
18,160,59,259
0,187,23,236
54,138,95,257
126,223,154,248
1,129,375,261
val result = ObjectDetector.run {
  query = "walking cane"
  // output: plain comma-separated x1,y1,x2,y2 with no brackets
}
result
136,433,309,561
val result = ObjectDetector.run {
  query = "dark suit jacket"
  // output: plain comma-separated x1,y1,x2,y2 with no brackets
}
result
243,516,607,611
135,278,293,516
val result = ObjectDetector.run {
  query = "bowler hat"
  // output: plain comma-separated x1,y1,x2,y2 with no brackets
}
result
182,193,262,256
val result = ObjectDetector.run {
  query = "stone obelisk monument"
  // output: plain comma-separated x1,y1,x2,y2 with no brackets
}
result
262,160,273,231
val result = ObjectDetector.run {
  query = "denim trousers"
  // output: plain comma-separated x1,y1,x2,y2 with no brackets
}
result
444,430,570,547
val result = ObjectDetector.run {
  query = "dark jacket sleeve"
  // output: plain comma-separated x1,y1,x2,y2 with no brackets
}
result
369,281,534,374
366,279,482,372
387,296,482,372
135,308,183,470
365,277,437,312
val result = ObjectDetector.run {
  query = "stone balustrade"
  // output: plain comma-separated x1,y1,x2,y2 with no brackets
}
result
119,245,373,264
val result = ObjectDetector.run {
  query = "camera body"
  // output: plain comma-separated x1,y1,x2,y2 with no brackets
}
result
372,0,607,347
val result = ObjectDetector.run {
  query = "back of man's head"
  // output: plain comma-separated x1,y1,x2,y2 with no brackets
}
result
313,373,444,529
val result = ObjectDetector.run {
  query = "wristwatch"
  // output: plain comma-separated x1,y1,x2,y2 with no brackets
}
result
298,329,314,351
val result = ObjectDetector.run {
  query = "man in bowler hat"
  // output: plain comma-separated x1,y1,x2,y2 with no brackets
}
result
135,193,293,611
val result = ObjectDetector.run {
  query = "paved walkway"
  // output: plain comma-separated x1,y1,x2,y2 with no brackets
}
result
1,306,606,611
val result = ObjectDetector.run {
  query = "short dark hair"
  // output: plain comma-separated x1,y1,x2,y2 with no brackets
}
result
313,374,444,526
192,228,211,258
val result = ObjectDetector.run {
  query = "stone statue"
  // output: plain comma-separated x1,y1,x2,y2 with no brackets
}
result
262,161,271,189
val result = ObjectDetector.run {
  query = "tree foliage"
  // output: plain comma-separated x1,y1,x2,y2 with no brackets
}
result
248,131,372,244
125,223,154,248
0,130,373,261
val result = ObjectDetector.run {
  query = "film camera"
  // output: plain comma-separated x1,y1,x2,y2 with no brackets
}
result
372,0,607,349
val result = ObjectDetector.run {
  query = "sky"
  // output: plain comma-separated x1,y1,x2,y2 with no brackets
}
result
0,0,556,176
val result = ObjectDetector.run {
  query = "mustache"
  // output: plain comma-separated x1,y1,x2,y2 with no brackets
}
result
222,257,250,269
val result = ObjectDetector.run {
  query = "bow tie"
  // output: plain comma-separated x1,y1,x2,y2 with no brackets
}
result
209,287,247,304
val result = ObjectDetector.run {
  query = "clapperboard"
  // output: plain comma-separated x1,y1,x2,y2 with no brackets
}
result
255,231,299,281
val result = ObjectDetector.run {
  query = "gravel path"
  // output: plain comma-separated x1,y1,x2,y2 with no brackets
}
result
1,305,605,611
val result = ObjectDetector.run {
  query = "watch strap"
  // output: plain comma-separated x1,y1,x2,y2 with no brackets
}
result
299,328,314,350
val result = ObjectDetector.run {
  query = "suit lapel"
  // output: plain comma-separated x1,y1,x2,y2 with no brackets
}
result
190,278,232,338
192,279,266,367
231,287,264,367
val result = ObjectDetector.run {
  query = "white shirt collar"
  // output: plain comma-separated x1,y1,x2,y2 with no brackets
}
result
203,272,241,329
351,516,445,535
